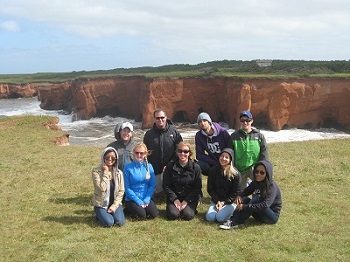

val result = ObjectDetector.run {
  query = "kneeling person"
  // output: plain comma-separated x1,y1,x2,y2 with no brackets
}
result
163,142,202,221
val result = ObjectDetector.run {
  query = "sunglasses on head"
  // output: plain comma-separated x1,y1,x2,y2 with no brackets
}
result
177,149,190,154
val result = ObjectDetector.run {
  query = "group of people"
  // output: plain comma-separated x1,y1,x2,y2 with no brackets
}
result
91,109,282,229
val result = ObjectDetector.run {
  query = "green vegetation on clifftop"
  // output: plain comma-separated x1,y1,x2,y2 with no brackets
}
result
1,59,350,84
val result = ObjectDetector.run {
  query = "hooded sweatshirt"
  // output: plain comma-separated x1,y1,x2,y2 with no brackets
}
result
239,160,282,216
91,147,125,212
195,122,231,166
143,119,183,174
107,122,136,170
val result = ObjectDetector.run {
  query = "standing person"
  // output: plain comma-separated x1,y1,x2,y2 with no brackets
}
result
231,110,269,190
143,109,183,197
91,147,125,227
163,142,202,221
123,143,159,220
107,121,135,171
205,148,241,223
195,112,231,176
219,160,282,229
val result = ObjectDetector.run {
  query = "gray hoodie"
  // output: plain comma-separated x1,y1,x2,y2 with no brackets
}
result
107,122,136,170
240,160,282,216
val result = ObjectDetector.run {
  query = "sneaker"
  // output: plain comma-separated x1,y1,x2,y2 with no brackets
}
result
219,220,239,230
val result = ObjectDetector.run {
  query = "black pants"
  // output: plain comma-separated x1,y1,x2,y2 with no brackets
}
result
166,201,198,221
124,200,159,220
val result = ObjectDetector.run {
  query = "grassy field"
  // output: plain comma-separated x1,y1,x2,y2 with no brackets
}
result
1,116,349,261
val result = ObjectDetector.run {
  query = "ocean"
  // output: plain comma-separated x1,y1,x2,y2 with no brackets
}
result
1,97,350,146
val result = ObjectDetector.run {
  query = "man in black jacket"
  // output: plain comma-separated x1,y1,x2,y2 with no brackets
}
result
143,109,183,197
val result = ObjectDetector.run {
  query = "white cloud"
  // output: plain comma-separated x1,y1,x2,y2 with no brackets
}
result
1,0,349,38
0,0,349,73
0,20,20,32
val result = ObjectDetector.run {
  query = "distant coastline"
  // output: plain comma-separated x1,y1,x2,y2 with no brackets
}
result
1,59,350,84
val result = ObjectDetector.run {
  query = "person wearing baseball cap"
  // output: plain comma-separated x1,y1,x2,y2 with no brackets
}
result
107,121,136,171
230,110,269,190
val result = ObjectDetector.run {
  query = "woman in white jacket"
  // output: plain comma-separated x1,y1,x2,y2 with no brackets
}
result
91,147,125,227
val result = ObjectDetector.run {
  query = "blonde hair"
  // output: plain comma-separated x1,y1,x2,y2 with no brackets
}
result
220,152,239,180
133,143,151,180
176,141,193,159
223,165,239,180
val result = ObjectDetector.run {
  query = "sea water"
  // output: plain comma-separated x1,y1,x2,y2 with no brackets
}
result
1,97,349,146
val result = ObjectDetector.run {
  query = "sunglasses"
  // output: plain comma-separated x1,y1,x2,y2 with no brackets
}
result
240,119,252,123
177,149,190,154
155,116,166,120
254,170,266,175
105,156,117,161
134,151,146,155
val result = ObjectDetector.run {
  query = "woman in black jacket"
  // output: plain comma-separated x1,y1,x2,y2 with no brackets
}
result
206,148,241,223
162,142,202,221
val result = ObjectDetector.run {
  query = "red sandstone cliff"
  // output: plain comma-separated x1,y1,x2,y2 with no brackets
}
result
36,77,350,131
0,83,38,98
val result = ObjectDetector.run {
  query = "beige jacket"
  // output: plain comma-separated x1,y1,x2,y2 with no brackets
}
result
91,147,125,212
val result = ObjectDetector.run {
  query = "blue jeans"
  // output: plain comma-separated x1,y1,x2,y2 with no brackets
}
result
206,202,236,223
232,196,279,225
94,205,125,227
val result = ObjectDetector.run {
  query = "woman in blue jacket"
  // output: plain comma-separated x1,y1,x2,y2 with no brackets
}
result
220,159,282,229
123,143,159,220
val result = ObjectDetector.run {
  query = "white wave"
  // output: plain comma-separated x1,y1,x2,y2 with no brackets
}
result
1,97,349,146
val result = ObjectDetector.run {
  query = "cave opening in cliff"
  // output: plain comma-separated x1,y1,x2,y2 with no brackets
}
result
282,124,290,130
96,107,120,118
323,117,344,131
253,113,270,130
172,111,190,123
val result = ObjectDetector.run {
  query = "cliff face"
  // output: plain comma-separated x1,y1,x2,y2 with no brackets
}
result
0,83,38,98
35,77,350,131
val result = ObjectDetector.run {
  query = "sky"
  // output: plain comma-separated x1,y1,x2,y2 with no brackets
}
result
1,0,350,74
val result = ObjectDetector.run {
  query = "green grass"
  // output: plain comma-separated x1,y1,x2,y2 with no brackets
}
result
2,64,350,84
1,115,350,261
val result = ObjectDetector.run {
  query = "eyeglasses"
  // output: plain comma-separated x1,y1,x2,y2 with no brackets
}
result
177,149,190,154
240,119,252,123
254,170,265,175
155,116,166,120
105,156,117,161
134,151,146,155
